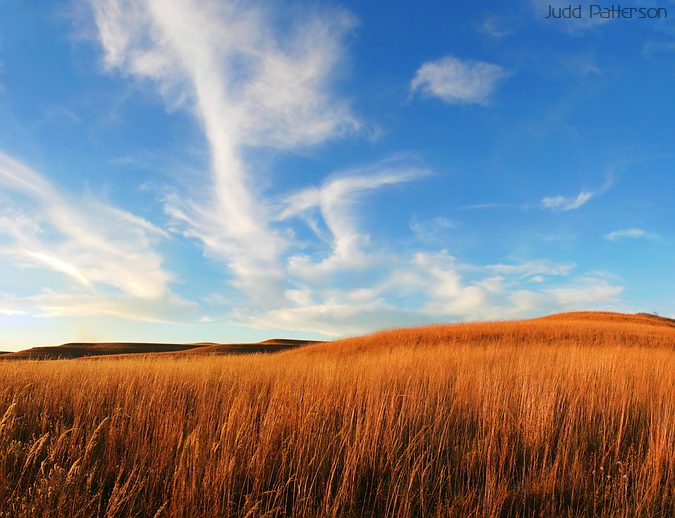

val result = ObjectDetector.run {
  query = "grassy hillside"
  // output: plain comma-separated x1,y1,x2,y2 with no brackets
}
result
301,311,675,356
0,312,673,517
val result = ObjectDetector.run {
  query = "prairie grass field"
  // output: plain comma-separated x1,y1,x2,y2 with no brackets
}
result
0,313,673,517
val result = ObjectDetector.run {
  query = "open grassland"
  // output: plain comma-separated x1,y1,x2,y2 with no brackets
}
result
0,312,673,517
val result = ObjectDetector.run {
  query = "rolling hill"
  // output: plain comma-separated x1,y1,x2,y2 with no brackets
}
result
295,310,675,357
2,311,672,361
0,338,321,360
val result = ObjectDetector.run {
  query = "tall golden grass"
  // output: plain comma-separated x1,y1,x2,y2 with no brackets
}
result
0,313,673,517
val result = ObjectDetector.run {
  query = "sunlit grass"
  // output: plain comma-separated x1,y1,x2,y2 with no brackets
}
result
0,313,673,517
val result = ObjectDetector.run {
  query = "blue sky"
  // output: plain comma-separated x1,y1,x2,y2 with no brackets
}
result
1,0,674,350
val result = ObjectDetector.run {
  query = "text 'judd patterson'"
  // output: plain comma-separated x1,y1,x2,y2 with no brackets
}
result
545,4,668,19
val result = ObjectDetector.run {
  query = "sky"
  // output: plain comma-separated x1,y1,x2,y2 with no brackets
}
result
0,0,674,350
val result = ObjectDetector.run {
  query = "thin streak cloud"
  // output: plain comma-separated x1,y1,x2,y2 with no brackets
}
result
605,228,657,241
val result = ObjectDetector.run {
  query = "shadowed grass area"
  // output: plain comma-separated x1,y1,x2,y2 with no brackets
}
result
0,312,673,517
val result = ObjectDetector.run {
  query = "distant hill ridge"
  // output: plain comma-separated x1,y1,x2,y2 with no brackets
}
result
2,311,673,360
0,338,323,360
537,311,675,328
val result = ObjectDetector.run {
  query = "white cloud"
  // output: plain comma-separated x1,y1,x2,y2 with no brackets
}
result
232,250,488,337
0,151,171,300
548,276,623,307
231,250,623,337
410,252,486,315
22,291,195,323
410,55,506,106
504,290,550,316
541,191,593,211
463,172,616,215
486,274,623,320
480,17,513,38
541,173,614,212
0,309,25,316
276,158,428,279
0,294,25,317
488,260,575,278
605,228,656,241
90,0,360,305
235,303,429,338
24,251,92,287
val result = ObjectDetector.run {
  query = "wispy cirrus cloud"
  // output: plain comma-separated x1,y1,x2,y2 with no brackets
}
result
0,151,170,299
276,159,428,278
605,228,658,241
19,291,195,323
541,190,594,211
0,151,197,324
410,55,506,106
460,171,617,213
91,0,361,305
457,192,593,213
0,294,25,317
541,173,614,211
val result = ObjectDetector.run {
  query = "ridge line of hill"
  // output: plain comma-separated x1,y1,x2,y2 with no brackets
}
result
2,311,673,360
